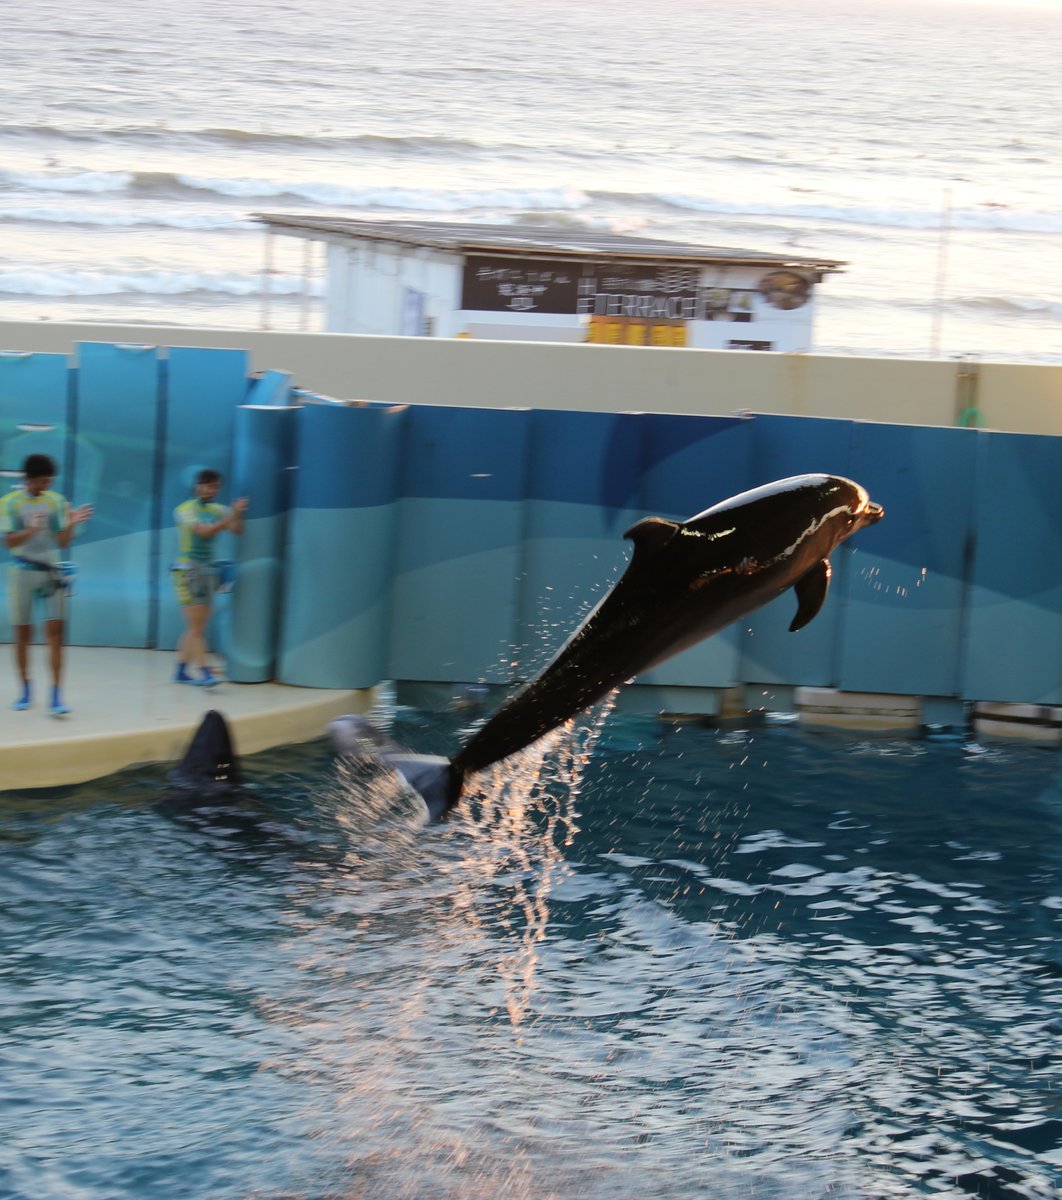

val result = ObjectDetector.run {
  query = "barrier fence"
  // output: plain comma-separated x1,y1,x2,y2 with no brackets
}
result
2,341,1060,708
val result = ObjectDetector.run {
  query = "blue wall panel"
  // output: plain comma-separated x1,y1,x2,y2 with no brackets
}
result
0,351,71,477
155,347,250,650
222,405,294,681
738,414,854,686
388,405,530,684
748,413,855,486
278,404,404,688
637,413,754,688
246,370,292,407
516,410,643,678
837,421,976,696
68,342,162,648
638,413,753,521
962,433,1062,703
0,352,73,644
5,337,1062,713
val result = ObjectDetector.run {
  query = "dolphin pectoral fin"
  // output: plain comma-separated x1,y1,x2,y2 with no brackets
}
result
624,516,681,560
789,558,832,632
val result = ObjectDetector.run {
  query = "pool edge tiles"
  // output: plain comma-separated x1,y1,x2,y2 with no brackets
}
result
0,646,370,790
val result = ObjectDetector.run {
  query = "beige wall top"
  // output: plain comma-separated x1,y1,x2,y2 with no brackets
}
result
1,319,1059,436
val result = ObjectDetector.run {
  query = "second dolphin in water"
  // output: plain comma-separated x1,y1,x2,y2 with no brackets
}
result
332,474,884,820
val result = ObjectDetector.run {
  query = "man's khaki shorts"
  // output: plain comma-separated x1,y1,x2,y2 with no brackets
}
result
7,565,66,625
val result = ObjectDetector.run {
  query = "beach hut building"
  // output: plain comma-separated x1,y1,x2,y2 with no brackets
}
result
254,215,844,352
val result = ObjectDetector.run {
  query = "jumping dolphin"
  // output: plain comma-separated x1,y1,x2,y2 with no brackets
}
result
332,475,884,820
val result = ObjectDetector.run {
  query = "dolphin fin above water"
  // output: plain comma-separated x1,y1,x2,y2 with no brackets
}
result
166,709,243,799
789,558,832,632
625,515,682,556
331,474,884,821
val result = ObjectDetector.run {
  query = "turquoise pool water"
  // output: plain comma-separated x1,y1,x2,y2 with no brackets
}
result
2,709,1060,1199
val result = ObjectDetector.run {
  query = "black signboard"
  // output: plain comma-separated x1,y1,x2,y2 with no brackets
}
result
578,264,704,320
462,256,759,322
461,257,582,314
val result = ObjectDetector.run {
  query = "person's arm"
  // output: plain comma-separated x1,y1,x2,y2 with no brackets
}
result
56,504,93,550
5,527,40,550
225,497,248,536
3,507,47,550
190,520,227,539
187,503,229,539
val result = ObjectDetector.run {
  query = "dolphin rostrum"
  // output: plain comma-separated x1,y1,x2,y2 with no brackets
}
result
332,475,884,820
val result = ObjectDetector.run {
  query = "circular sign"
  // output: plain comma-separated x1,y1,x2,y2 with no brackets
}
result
758,270,811,310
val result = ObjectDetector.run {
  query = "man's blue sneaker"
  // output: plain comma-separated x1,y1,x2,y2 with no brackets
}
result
49,688,70,717
11,684,31,711
175,664,194,684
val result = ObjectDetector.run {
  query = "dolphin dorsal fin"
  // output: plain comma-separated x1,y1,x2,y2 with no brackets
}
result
624,516,681,559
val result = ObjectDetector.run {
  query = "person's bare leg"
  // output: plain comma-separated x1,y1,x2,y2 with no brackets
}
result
46,619,63,688
180,604,217,685
176,620,191,673
185,605,210,668
45,620,69,714
11,625,32,709
14,624,30,684
176,604,204,682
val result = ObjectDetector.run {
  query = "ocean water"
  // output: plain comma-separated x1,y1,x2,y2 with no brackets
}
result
1,706,1060,1200
0,0,1059,361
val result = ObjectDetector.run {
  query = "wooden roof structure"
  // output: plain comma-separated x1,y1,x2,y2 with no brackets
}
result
254,215,845,276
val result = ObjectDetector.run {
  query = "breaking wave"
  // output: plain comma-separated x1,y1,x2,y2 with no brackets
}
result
0,168,132,194
0,268,320,299
4,164,1059,237
643,191,1062,235
0,121,497,156
176,176,589,211
0,205,250,231
0,165,590,214
829,289,1062,319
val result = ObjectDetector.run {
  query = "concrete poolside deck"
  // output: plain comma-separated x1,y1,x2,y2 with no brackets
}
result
0,647,369,791
4,648,1057,793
